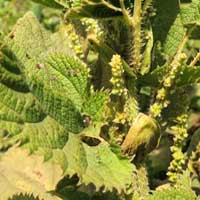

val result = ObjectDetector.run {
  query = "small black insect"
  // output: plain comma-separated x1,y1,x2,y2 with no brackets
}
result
36,63,43,70
66,69,72,76
50,76,57,81
66,69,79,76
9,32,15,39
26,53,31,59
81,136,101,146
33,170,43,178
83,116,92,127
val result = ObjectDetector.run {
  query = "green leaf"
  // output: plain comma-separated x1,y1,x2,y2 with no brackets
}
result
82,91,108,122
153,0,200,60
152,0,183,58
145,188,196,200
0,147,63,200
24,55,87,133
138,65,168,88
0,38,69,151
0,82,45,123
0,48,29,92
0,12,134,193
4,12,73,65
162,15,186,59
52,133,134,192
58,187,90,200
153,0,180,43
4,12,88,133
0,116,68,152
180,0,200,25
5,13,52,62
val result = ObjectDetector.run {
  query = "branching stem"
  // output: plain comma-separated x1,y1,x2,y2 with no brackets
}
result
119,0,132,26
84,0,121,12
101,0,121,12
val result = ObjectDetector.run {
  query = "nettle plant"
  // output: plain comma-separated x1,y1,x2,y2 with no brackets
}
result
1,0,200,199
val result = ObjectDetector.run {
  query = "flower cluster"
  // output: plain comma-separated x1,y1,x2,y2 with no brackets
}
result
81,18,103,39
66,23,84,59
109,54,127,96
167,114,188,182
150,53,187,118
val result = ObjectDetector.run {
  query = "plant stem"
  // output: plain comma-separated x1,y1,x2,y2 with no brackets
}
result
190,51,200,66
132,0,142,72
119,0,132,26
101,0,121,12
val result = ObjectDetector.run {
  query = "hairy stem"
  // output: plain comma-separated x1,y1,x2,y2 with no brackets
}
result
119,0,132,26
143,0,152,15
132,0,142,72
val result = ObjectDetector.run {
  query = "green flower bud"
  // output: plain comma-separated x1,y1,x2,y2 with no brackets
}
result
122,113,160,156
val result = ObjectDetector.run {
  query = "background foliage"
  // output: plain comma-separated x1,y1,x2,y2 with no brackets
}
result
1,0,200,199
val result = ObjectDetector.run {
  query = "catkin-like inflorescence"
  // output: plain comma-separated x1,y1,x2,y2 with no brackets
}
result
150,53,187,118
167,114,188,183
109,54,128,96
65,23,84,59
81,18,103,39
